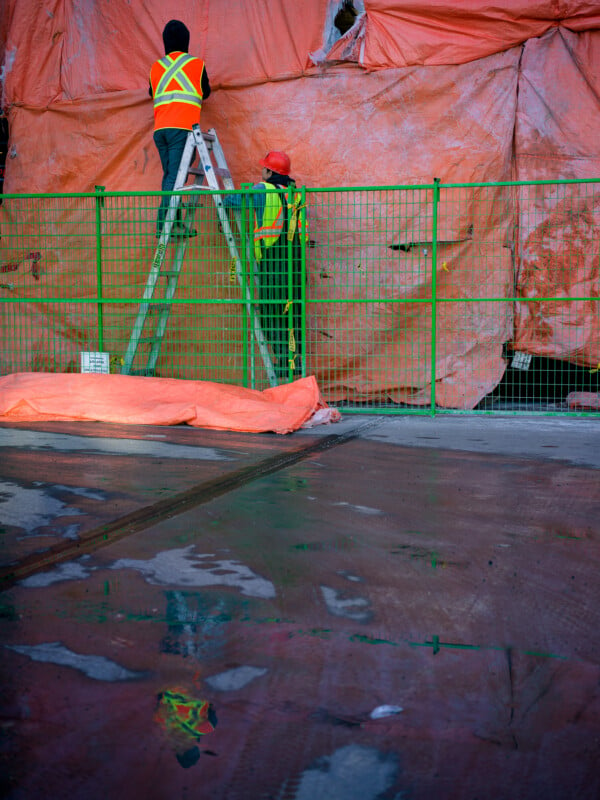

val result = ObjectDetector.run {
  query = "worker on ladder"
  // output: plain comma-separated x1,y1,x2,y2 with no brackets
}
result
149,20,211,238
225,151,306,379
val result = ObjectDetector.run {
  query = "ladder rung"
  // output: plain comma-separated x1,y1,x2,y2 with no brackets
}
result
188,167,204,176
202,132,216,142
138,336,159,345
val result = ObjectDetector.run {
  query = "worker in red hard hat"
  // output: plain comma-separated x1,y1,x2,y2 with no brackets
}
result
259,151,291,177
224,150,306,380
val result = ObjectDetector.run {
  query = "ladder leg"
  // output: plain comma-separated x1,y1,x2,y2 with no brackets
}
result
191,126,278,387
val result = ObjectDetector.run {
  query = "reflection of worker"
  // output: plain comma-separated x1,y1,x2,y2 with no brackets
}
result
149,20,210,237
226,151,304,380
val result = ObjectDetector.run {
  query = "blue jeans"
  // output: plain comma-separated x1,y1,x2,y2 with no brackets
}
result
153,128,189,234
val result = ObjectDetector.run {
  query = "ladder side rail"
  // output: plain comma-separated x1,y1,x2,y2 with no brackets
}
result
173,134,198,190
123,131,198,375
121,147,192,375
194,127,277,386
145,193,203,372
121,238,173,374
208,130,260,289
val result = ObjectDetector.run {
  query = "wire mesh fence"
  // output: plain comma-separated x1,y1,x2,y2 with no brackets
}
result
0,179,598,415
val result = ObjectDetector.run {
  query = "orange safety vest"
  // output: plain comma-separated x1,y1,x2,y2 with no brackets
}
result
150,52,205,131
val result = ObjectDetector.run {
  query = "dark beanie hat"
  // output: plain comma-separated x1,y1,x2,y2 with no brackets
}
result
163,20,190,54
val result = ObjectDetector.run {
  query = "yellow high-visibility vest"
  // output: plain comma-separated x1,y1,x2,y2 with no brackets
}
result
253,183,305,261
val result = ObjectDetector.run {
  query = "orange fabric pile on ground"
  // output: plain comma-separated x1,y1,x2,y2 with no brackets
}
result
0,373,340,434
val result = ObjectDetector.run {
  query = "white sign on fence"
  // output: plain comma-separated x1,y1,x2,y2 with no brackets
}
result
80,351,110,374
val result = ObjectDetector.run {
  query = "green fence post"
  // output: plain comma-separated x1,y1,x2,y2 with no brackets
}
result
299,184,307,379
240,183,251,388
430,177,440,415
94,185,105,352
286,184,294,382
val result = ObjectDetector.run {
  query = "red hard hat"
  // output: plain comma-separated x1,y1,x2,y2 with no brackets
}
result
259,151,291,176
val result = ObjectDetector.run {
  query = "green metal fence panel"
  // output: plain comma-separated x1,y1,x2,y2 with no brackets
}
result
1,179,598,415
304,184,435,414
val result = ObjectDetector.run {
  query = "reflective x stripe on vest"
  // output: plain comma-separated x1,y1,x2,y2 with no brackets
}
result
153,54,203,109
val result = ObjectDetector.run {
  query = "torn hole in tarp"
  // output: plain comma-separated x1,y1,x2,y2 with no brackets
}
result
310,0,365,65
388,227,474,253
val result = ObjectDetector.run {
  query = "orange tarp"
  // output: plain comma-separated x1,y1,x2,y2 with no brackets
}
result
327,1,600,69
1,2,599,409
0,373,339,434
513,27,600,368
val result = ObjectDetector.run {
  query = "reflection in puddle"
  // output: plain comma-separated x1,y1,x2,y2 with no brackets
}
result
111,546,276,598
20,559,95,587
332,502,382,516
0,429,233,460
6,642,145,681
0,479,82,534
283,744,399,800
161,591,229,660
205,665,268,691
320,586,372,622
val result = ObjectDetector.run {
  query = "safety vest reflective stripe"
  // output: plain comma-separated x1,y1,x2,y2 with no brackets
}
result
153,54,202,108
254,210,284,241
154,92,202,107
254,185,284,251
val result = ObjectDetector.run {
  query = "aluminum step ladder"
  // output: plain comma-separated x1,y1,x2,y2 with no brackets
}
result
121,125,277,386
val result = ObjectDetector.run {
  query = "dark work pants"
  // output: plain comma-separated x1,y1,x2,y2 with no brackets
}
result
153,128,189,234
259,232,303,379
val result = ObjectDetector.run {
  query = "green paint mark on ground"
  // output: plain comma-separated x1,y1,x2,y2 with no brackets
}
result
291,538,356,552
350,634,398,646
523,649,567,660
310,628,331,638
296,627,332,639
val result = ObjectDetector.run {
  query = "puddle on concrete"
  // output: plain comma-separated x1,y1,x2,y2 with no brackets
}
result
332,502,383,516
43,484,106,501
283,744,399,800
0,430,233,461
205,665,268,691
338,570,363,583
0,479,83,534
320,585,372,622
370,704,403,719
20,559,95,587
111,546,276,599
6,642,146,681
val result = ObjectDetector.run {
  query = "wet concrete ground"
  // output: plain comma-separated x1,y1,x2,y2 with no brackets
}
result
1,415,599,799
